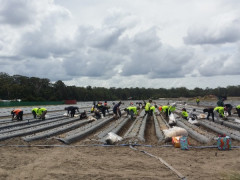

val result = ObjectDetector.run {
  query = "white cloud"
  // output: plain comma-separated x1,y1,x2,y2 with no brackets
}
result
0,0,240,89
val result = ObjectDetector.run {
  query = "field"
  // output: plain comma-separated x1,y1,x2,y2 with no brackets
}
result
0,99,240,180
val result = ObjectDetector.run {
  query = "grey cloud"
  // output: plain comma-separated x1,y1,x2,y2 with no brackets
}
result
62,48,123,79
198,49,240,76
18,8,73,58
121,29,193,78
15,57,70,81
0,0,36,26
184,18,240,45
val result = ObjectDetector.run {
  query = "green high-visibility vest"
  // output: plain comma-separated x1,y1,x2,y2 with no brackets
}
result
127,106,137,115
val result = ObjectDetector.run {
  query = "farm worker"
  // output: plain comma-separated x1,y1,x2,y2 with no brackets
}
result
236,105,240,117
97,102,106,117
158,106,163,112
113,101,122,119
188,108,197,120
160,103,176,118
160,105,169,117
217,98,225,107
125,106,137,120
104,101,109,113
214,106,224,120
91,105,95,113
11,109,23,121
94,109,101,119
149,105,156,116
196,98,200,106
145,99,152,115
224,104,233,116
64,106,79,117
32,108,38,118
91,101,96,113
79,110,87,120
37,107,47,120
203,107,215,121
181,108,188,120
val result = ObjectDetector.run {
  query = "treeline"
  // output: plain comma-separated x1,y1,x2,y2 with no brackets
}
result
0,72,240,101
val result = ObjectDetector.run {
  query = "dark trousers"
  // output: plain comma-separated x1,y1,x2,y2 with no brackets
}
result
70,110,75,117
165,109,171,117
95,111,101,119
207,112,214,121
32,111,37,118
236,108,240,117
40,111,47,120
14,111,23,121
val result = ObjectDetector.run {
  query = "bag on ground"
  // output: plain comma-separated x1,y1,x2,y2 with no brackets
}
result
197,114,206,119
105,132,123,145
172,136,181,148
180,136,189,150
169,113,176,125
163,126,188,140
87,116,97,121
217,136,231,150
188,118,199,125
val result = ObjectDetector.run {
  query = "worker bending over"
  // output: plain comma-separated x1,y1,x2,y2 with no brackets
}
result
11,109,23,121
64,106,79,117
213,106,225,121
125,106,137,120
32,108,38,119
37,108,47,120
159,103,176,118
113,101,122,119
144,99,152,115
203,107,215,121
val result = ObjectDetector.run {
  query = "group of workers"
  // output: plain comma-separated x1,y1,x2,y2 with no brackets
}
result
9,98,240,123
203,98,240,121
180,97,240,122
91,101,111,119
11,107,47,121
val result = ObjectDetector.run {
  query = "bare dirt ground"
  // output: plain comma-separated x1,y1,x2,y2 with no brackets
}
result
1,98,240,180
0,138,240,180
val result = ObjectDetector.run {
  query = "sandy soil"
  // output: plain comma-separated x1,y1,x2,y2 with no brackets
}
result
0,140,240,180
1,100,240,180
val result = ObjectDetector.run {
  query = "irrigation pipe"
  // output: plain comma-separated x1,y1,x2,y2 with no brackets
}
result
129,145,187,180
0,143,240,149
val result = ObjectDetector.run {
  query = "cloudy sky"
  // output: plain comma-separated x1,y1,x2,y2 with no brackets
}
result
1,0,240,89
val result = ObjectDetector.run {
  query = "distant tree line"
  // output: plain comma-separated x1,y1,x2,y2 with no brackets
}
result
1,72,240,101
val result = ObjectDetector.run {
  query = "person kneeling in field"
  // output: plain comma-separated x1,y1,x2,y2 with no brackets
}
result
181,108,188,120
79,110,87,120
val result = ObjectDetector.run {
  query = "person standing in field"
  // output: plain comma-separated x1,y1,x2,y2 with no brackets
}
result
196,98,200,106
